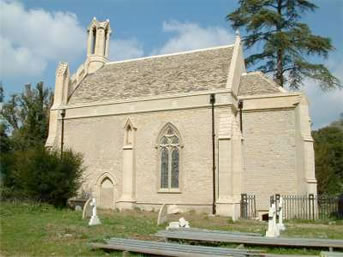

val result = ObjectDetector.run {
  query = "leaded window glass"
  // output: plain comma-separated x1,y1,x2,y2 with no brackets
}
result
171,149,179,188
161,148,169,188
159,124,181,190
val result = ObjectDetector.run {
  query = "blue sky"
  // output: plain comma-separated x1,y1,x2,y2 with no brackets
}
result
0,0,342,129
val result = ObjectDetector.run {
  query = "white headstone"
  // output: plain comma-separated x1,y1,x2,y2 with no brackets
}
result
88,198,101,226
266,203,280,237
157,204,168,225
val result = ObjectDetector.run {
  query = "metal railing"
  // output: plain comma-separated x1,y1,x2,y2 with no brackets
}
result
240,193,257,219
275,194,343,220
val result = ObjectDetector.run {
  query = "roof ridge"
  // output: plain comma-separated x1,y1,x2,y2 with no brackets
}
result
105,44,235,65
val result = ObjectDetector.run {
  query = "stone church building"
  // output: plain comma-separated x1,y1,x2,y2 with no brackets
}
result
46,18,317,219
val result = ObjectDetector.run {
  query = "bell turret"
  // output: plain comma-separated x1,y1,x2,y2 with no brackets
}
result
86,17,112,73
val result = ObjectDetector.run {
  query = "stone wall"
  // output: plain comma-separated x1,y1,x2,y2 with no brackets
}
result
242,108,297,210
63,106,218,211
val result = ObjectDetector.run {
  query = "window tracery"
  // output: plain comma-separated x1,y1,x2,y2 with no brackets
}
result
158,124,181,190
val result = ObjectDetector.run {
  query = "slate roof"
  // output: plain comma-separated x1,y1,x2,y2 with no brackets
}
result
238,72,282,96
69,46,234,104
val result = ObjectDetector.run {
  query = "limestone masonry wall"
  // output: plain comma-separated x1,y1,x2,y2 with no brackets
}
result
63,107,216,211
242,108,297,210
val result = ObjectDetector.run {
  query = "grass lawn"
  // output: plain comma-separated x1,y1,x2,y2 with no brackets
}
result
1,201,342,256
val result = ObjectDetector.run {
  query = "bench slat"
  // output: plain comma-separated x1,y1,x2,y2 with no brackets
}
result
91,242,224,257
169,228,262,237
105,238,260,256
156,230,343,249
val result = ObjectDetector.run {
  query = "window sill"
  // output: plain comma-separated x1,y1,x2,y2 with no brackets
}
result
158,189,182,194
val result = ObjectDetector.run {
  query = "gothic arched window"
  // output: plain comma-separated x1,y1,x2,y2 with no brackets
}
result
158,124,181,190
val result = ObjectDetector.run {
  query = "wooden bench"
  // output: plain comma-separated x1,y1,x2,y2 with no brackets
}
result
90,237,264,257
156,229,343,251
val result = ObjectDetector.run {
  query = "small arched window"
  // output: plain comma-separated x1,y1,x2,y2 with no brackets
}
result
159,124,181,190
123,118,136,147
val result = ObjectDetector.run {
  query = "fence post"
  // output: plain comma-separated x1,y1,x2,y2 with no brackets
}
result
275,194,280,217
309,194,315,220
270,195,275,207
241,193,248,219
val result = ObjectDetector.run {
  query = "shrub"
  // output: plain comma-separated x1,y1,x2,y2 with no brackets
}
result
2,147,84,207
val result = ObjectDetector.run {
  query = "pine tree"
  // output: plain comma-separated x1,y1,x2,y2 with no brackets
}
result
227,0,341,89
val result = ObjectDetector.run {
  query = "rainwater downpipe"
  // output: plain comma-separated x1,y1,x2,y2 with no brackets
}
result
60,109,66,158
210,93,216,215
238,100,243,133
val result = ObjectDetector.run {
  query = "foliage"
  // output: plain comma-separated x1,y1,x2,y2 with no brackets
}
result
227,0,341,90
1,147,84,207
0,82,4,102
0,82,53,150
312,116,343,195
0,123,11,154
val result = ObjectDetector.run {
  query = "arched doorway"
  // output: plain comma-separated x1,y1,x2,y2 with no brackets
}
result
99,177,114,209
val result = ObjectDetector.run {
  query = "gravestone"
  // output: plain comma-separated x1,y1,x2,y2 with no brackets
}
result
75,205,82,211
157,204,168,225
88,198,101,226
265,203,280,237
82,198,92,219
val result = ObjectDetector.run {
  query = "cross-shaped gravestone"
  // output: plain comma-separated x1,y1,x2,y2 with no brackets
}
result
88,198,101,226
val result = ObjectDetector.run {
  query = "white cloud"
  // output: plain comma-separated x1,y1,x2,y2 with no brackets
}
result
155,20,235,55
302,62,343,129
109,39,144,61
0,0,86,78
107,21,235,61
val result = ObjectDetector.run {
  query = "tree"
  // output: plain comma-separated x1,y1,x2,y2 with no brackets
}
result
227,0,341,90
0,82,4,102
312,116,343,195
0,123,11,154
0,82,53,150
0,83,84,207
1,147,84,207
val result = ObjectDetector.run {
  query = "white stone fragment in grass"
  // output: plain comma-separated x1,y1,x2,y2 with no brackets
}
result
179,217,190,228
